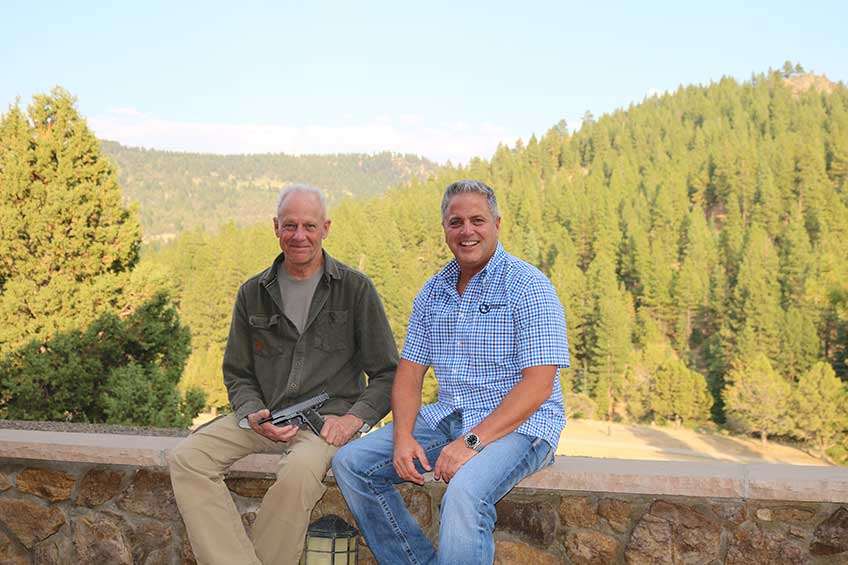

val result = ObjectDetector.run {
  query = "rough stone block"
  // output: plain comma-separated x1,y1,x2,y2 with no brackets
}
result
140,546,171,565
0,473,12,492
76,469,124,507
494,539,561,564
179,531,197,565
312,487,356,527
72,514,133,564
400,484,433,528
0,529,29,565
811,506,848,556
564,529,620,565
34,541,60,565
598,497,632,533
241,511,257,539
129,520,172,564
770,505,817,524
314,485,430,540
711,501,747,525
625,500,721,564
16,467,76,502
0,498,65,549
225,477,273,498
496,497,558,546
116,469,179,521
559,495,598,528
726,521,805,564
624,512,671,564
357,542,378,565
755,508,773,521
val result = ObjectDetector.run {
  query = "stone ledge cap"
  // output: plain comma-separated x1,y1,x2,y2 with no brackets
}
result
1,429,847,503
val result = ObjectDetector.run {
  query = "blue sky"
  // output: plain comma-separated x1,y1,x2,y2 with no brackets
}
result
2,1,846,163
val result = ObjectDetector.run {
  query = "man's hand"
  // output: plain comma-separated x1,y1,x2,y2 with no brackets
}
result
247,409,299,442
433,438,476,483
393,433,431,485
321,414,364,447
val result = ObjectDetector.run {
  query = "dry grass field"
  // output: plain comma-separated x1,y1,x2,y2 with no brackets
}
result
192,413,829,466
557,418,827,466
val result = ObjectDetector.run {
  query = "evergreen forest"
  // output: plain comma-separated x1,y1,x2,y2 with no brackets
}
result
2,68,848,463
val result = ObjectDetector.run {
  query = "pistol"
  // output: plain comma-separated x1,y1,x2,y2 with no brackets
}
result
238,392,329,435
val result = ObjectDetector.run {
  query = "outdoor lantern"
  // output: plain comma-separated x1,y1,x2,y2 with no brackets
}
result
301,514,359,564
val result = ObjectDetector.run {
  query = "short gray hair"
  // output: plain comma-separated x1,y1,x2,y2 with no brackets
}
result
276,184,328,218
441,179,500,220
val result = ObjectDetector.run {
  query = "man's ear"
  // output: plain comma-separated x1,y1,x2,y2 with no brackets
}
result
323,219,332,239
273,217,280,237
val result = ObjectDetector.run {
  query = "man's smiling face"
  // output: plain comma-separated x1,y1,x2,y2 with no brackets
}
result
442,192,501,277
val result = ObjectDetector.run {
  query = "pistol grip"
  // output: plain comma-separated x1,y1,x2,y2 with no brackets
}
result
302,409,325,435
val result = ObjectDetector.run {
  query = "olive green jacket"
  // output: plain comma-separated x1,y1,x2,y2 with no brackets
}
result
223,251,398,426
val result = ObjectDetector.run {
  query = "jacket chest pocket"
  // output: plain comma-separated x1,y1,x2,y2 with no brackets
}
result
315,310,349,352
249,314,283,358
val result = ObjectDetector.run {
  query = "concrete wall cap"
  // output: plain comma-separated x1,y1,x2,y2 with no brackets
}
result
1,428,847,503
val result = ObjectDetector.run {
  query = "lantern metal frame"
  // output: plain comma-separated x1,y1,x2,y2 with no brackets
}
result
301,514,359,564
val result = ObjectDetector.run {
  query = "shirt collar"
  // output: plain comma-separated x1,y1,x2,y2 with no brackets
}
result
261,249,341,285
436,242,506,287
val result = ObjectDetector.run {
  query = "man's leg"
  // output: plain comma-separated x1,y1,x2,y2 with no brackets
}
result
168,415,281,565
252,429,338,565
332,414,454,565
437,433,554,565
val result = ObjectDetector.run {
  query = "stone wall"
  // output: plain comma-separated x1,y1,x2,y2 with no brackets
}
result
0,429,847,564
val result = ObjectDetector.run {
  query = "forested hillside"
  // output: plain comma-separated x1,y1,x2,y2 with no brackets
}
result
151,70,848,460
101,141,438,242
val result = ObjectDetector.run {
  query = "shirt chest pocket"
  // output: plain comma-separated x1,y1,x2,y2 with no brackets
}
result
249,314,283,358
315,310,349,352
472,306,515,365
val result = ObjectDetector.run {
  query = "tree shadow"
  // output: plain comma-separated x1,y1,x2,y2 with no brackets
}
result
695,432,784,463
624,424,701,457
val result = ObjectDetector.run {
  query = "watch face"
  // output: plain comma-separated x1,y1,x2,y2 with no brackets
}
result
464,433,480,449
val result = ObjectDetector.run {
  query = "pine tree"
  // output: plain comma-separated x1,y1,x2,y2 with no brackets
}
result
0,88,140,353
650,358,712,427
778,307,821,381
792,362,848,455
778,209,813,308
584,255,633,420
725,223,783,363
722,353,792,444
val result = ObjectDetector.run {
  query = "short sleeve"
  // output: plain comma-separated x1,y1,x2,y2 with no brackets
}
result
400,278,434,366
513,274,570,370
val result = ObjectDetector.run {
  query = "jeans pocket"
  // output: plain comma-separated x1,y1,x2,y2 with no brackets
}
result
531,436,556,470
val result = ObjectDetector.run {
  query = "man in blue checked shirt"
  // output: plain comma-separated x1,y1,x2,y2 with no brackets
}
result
333,179,569,565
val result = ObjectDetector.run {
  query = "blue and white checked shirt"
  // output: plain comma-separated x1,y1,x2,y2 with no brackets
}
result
402,243,570,449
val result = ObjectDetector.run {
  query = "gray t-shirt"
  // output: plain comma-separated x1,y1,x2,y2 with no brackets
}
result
278,264,323,334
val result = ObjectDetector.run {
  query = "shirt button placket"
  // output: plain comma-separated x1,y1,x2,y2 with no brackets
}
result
288,340,305,394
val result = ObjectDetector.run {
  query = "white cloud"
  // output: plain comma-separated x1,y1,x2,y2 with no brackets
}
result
88,109,517,164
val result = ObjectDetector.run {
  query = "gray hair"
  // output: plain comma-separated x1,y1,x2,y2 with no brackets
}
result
276,184,328,218
440,179,500,220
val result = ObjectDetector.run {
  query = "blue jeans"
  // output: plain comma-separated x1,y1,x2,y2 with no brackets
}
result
332,412,554,565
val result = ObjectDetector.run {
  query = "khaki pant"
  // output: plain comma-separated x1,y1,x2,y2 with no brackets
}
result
168,415,338,565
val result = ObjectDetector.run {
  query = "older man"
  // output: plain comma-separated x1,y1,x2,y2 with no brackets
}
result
333,179,570,564
169,185,398,565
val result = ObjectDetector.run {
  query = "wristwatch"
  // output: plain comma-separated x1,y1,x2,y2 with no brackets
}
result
463,432,484,452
